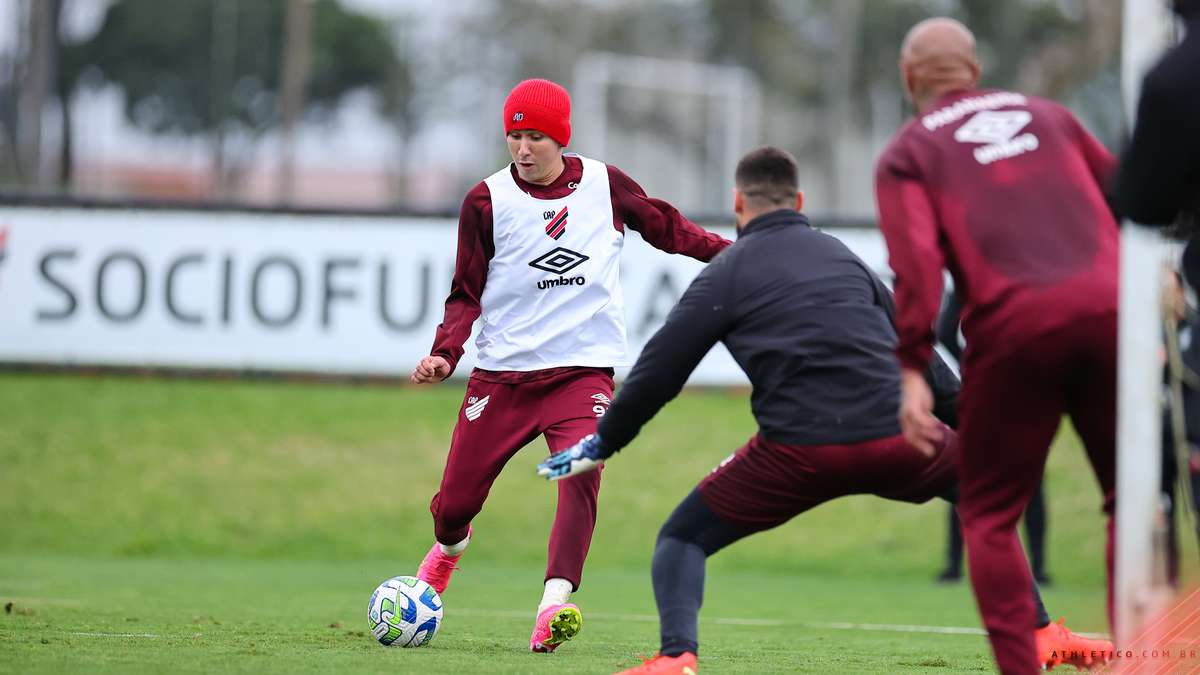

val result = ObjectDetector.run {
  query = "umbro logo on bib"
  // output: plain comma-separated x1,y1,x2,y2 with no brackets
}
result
530,246,589,291
529,246,588,275
543,206,568,240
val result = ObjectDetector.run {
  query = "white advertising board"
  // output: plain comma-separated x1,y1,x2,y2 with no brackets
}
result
0,207,890,385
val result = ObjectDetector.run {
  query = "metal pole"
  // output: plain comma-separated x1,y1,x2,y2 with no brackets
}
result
277,0,313,205
209,0,238,199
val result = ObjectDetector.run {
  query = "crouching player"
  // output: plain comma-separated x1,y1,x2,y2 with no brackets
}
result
537,147,1112,673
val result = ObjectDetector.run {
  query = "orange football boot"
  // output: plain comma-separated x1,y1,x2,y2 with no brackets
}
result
614,652,698,674
1035,618,1113,671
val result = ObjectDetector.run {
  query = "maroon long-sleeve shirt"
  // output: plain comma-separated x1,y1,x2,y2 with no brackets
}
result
431,155,731,376
875,89,1118,371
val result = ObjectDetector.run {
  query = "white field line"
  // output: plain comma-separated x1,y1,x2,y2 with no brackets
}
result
452,608,1109,640
70,632,163,638
68,631,204,639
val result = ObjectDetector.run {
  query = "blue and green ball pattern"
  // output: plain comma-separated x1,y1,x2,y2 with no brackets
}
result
367,575,443,647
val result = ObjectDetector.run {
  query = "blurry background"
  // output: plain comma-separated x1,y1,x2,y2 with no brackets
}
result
0,3,1173,672
1,0,1124,219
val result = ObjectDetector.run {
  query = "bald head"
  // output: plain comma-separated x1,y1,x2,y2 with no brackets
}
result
899,18,981,112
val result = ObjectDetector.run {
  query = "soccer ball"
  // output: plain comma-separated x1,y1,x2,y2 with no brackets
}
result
367,576,443,647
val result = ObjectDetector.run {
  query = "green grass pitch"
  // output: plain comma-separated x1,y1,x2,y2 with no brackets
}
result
0,372,1183,673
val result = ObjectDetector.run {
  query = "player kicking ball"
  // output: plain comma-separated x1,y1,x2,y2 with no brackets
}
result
538,147,1112,673
408,78,730,653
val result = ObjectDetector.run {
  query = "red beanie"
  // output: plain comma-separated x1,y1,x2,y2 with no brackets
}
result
503,79,571,146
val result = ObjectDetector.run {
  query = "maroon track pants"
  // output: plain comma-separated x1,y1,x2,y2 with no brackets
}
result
429,366,614,590
697,430,958,532
957,313,1117,675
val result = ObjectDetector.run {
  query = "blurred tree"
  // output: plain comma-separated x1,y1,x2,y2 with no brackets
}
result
705,0,1100,133
1,0,62,187
449,0,1117,216
704,0,1110,212
424,0,1120,214
62,0,407,197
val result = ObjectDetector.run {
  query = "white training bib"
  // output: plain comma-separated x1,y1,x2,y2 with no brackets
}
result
477,155,627,371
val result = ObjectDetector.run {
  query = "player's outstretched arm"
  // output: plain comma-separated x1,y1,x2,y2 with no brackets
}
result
410,355,452,384
538,257,733,485
608,165,730,261
537,434,613,481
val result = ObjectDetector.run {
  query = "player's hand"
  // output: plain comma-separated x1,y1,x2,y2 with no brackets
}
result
899,368,943,457
537,434,612,481
410,355,451,384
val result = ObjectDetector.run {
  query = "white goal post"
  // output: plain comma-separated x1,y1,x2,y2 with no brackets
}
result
1114,0,1182,647
572,52,762,215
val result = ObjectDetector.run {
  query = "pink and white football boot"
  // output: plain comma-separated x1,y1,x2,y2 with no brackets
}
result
529,602,583,653
416,528,469,594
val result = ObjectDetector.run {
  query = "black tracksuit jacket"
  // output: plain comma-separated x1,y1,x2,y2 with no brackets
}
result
598,209,960,451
